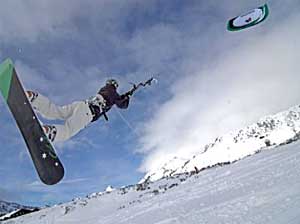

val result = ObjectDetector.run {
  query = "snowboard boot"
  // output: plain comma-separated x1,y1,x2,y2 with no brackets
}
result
42,125,57,142
26,90,38,103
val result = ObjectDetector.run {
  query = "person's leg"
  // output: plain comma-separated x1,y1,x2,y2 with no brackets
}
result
53,101,94,143
28,91,76,120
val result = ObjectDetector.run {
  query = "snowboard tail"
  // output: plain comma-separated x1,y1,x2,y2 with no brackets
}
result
0,59,64,185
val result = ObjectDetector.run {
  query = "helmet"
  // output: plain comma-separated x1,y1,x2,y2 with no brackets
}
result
106,79,119,88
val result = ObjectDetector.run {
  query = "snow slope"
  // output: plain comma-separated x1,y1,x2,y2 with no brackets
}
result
4,140,300,224
141,105,300,182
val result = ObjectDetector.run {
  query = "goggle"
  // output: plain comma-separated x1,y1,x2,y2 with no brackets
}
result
112,81,119,88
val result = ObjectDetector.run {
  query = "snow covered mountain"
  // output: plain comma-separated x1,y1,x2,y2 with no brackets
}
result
0,200,36,216
2,105,300,223
141,105,300,182
3,138,300,223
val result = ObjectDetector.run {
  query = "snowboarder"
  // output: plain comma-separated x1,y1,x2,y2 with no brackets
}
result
26,79,131,143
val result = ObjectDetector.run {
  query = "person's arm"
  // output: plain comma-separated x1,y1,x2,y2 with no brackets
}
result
115,93,130,109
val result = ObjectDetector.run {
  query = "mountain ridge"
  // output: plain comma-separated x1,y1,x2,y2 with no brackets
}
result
0,200,37,216
141,105,300,182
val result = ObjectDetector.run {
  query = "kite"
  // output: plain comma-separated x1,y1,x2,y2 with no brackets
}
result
227,4,269,31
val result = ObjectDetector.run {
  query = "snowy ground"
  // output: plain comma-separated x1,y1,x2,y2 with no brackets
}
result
4,140,300,224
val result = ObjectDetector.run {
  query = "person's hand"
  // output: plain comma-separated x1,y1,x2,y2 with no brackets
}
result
125,89,134,97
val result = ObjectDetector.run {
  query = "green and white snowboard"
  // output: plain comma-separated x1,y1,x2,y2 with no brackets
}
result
0,58,64,185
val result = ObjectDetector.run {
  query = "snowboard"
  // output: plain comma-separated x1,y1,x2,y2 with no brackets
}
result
0,58,64,185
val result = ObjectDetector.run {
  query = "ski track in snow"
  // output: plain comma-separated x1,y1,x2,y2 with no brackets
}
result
4,140,300,224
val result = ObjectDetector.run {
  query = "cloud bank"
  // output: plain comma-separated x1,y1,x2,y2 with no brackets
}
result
138,8,300,173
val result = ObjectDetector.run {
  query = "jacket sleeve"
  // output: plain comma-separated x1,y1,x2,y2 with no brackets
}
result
115,94,130,109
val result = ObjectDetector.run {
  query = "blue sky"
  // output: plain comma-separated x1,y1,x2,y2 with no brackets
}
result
0,0,300,207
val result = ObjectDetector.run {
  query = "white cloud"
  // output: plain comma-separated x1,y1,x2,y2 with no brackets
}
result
0,0,137,43
127,24,183,74
0,1,77,42
14,60,50,92
138,11,300,173
13,58,107,103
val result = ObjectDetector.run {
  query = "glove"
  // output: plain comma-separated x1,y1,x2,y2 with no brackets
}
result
125,90,134,97
121,93,131,100
126,84,138,97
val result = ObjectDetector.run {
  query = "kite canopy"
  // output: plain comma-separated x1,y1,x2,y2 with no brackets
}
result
227,4,269,31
